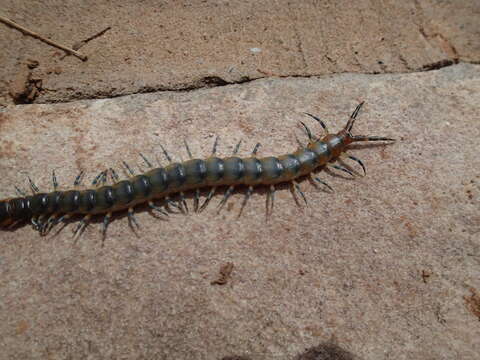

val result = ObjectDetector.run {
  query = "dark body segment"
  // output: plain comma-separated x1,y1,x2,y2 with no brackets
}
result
58,190,81,213
93,186,116,212
259,157,284,184
165,163,187,188
278,154,302,181
78,190,97,213
308,141,331,165
7,198,31,220
132,175,152,198
292,149,319,175
183,159,208,185
113,180,135,206
147,168,169,195
205,157,225,185
242,158,263,185
222,157,245,184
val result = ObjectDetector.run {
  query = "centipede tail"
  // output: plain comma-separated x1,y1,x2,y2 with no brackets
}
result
0,102,395,238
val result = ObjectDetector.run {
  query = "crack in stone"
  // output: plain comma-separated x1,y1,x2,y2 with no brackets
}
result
18,60,480,105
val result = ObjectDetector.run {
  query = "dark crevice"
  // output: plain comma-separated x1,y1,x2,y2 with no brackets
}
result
21,59,479,105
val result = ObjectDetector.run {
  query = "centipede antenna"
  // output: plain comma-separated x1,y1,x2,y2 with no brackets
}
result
347,155,366,176
293,181,308,206
128,208,140,230
52,170,58,190
148,201,169,216
179,192,189,214
73,170,85,186
346,101,365,132
183,139,193,159
193,189,200,212
352,135,396,142
299,121,313,141
27,176,39,193
238,185,253,218
252,143,261,155
102,213,112,242
122,161,135,176
158,143,172,164
15,186,26,197
303,112,328,134
217,186,234,214
139,153,153,168
312,176,334,192
233,140,242,155
199,187,216,212
332,164,355,177
110,168,120,182
212,136,219,155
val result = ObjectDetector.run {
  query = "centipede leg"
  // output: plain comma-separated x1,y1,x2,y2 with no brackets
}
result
15,185,26,197
73,170,85,187
52,214,71,236
92,170,108,186
27,176,39,194
238,185,253,218
346,155,366,176
211,136,219,155
266,185,276,217
31,217,40,231
128,208,140,231
52,170,59,190
233,140,242,155
41,214,59,235
102,212,112,242
199,187,216,212
72,215,91,242
194,189,200,212
139,152,153,168
331,164,355,177
159,143,173,163
184,139,193,159
165,196,181,213
148,201,169,216
311,175,334,193
179,192,189,214
303,112,329,135
110,168,120,182
122,161,135,176
299,121,314,141
217,186,234,214
252,143,261,155
292,181,308,206
295,134,304,148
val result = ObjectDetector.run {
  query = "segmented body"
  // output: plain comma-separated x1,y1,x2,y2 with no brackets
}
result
0,102,394,236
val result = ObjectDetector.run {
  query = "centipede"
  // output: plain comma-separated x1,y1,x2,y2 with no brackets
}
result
0,102,394,239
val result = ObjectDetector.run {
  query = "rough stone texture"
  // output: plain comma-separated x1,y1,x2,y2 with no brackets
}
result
0,64,479,359
1,0,479,105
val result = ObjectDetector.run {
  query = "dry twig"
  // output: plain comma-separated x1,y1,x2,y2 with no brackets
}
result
0,15,88,61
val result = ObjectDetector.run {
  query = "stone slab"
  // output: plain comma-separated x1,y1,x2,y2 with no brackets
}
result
0,63,479,359
1,0,479,105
